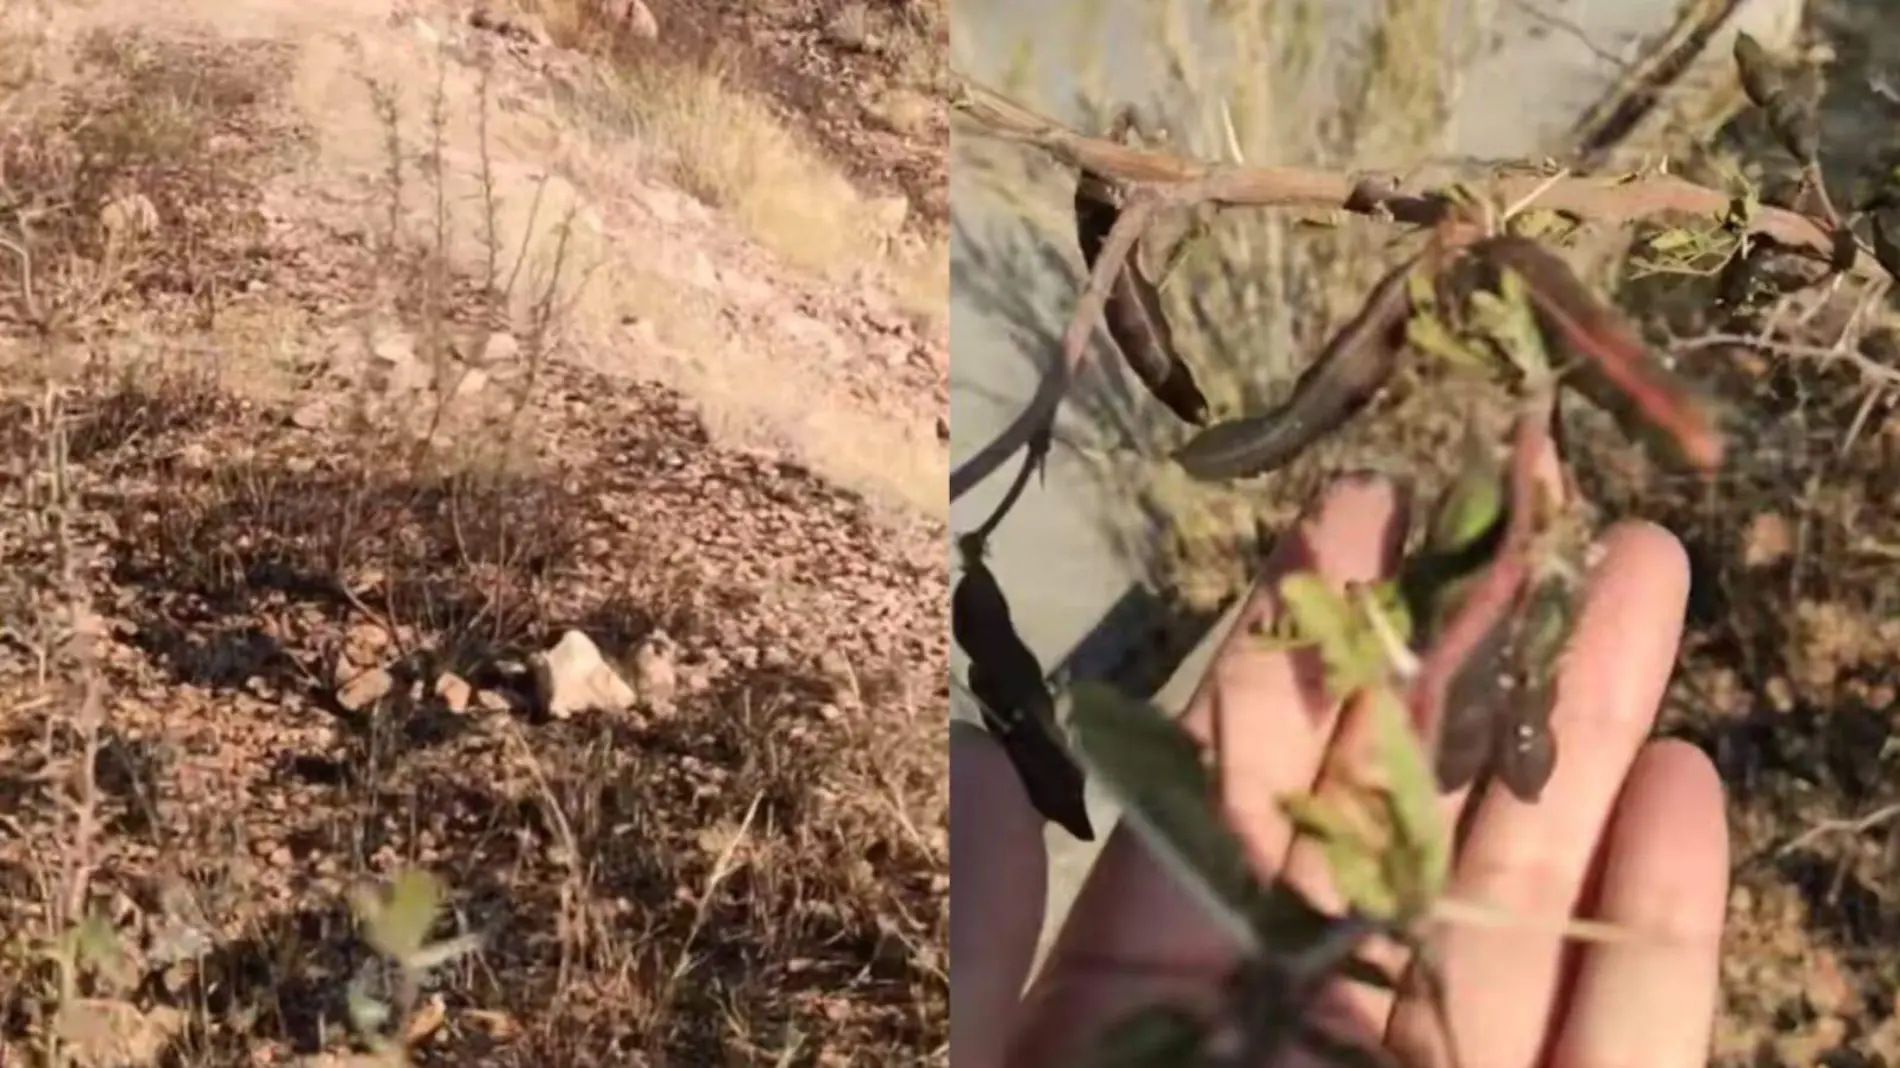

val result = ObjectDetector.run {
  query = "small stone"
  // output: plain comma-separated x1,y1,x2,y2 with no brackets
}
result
1806,949,1855,1015
289,401,327,429
865,194,910,237
479,331,520,364
370,330,430,394
51,998,185,1068
1742,512,1794,569
452,367,489,397
343,621,389,668
531,630,637,719
372,331,416,367
602,0,658,40
472,688,515,713
337,667,395,712
1765,676,1795,713
434,672,472,714
99,192,159,241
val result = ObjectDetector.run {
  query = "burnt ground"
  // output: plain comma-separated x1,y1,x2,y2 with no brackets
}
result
0,369,947,1066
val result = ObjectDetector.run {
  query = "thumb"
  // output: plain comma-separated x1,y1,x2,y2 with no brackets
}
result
951,718,1049,1067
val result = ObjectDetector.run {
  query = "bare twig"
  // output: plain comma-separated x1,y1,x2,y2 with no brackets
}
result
950,185,1171,499
1779,801,1900,857
1675,332,1900,388
951,78,1867,274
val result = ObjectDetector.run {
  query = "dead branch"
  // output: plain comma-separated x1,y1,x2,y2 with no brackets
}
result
952,77,1866,272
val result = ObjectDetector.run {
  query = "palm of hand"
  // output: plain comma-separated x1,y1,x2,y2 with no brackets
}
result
951,477,1728,1068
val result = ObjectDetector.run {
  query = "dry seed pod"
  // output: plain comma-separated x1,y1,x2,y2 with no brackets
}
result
952,536,1094,841
1733,32,1822,163
1172,253,1421,481
1074,173,1210,426
1733,32,1784,109
1470,236,1726,474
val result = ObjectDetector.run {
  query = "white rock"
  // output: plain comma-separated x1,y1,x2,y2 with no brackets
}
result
434,672,472,714
531,630,637,719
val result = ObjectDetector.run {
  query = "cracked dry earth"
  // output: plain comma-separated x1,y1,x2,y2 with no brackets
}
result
0,0,949,1065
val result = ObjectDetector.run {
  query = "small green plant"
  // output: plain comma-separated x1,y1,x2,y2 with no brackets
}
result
342,868,484,1066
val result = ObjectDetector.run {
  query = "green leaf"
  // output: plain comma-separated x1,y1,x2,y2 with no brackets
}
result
1646,228,1695,253
1406,311,1492,370
354,868,443,965
1469,267,1553,382
1277,574,1389,697
1426,448,1508,554
1507,208,1576,242
1280,792,1354,842
1723,189,1759,232
1402,262,1497,371
1068,683,1264,949
1399,451,1510,647
1368,688,1450,911
1281,793,1399,920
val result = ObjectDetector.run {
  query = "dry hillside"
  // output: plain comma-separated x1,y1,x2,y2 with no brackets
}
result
0,0,948,1065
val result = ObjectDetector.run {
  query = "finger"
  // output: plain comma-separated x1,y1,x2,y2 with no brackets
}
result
1007,475,1408,1068
1278,693,1446,1042
1385,520,1690,1068
1189,475,1413,871
1275,431,1570,1036
1547,739,1728,1068
950,720,1049,1068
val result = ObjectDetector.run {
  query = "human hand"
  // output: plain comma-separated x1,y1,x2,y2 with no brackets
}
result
951,475,1729,1068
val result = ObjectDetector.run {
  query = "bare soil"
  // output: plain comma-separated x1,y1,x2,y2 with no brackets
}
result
0,0,949,1065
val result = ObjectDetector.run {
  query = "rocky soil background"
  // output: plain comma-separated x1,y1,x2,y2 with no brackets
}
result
0,0,948,1065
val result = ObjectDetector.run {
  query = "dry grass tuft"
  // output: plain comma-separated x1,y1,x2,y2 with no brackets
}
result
518,0,947,334
618,54,883,274
531,10,895,279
